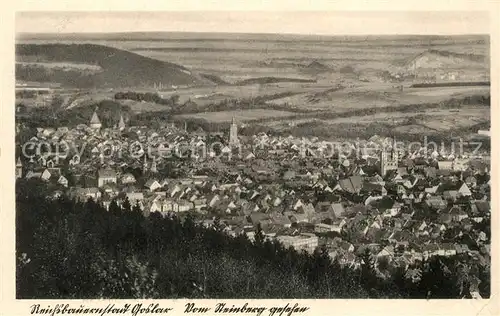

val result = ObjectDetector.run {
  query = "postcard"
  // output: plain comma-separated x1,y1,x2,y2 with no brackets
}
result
0,1,498,316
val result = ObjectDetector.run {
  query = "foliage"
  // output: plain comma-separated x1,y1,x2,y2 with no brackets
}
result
114,91,179,107
16,182,489,299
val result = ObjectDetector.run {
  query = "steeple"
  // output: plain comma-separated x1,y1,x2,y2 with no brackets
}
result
118,114,126,131
229,117,239,146
143,155,148,173
90,106,102,129
150,158,158,173
380,145,398,177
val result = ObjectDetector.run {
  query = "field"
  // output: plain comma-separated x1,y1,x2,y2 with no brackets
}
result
267,85,490,111
16,32,490,140
267,106,489,130
175,109,296,123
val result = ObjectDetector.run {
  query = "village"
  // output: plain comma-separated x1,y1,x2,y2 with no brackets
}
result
15,106,491,282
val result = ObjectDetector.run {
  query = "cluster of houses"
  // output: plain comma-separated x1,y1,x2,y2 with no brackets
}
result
16,110,491,280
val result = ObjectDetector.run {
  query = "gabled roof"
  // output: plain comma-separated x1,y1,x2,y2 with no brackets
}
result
90,110,101,125
475,200,490,213
339,175,363,193
145,179,160,187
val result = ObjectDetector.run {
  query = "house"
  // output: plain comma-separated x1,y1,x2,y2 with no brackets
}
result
458,183,472,197
275,233,318,253
331,203,346,218
299,203,316,217
449,206,468,222
426,195,446,209
453,158,470,171
193,198,207,211
315,223,339,233
386,202,402,217
464,176,477,187
145,179,162,192
72,187,101,201
443,190,459,202
248,212,269,225
338,176,363,194
438,161,454,170
207,194,221,208
290,213,309,224
57,175,69,187
98,169,117,188
377,246,395,260
474,201,490,214
174,200,193,213
270,214,292,228
126,192,144,207
41,169,52,181
441,243,457,256
454,244,470,254
333,239,355,253
423,244,440,258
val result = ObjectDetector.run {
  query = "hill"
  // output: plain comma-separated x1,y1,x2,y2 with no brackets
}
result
401,49,488,71
16,43,213,89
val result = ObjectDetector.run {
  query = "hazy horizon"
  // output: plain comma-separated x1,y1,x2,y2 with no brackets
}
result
17,31,489,36
16,11,490,36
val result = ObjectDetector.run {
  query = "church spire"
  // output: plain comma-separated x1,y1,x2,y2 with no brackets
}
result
90,106,102,129
143,154,148,173
229,117,239,146
118,114,126,131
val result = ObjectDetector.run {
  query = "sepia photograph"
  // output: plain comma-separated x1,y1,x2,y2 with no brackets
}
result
13,10,492,301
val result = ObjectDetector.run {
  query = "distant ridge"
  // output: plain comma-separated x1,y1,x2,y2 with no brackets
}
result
424,49,487,63
17,32,489,43
15,43,214,88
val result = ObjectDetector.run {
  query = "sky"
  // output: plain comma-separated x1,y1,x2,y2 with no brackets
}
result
16,11,489,35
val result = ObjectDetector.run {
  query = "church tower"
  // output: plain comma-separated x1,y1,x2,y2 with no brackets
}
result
90,107,102,129
16,157,23,179
118,114,126,131
229,117,239,146
143,155,149,173
150,158,158,173
380,147,398,177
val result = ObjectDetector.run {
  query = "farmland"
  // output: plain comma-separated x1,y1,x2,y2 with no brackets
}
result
175,109,296,123
16,32,490,141
267,106,489,131
267,85,490,111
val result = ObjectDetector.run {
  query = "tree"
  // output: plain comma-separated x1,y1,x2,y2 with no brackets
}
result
132,201,142,214
254,223,265,247
359,248,377,296
122,198,132,212
109,200,121,215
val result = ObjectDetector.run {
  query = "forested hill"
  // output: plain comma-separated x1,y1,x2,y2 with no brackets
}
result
16,43,212,88
16,180,490,299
